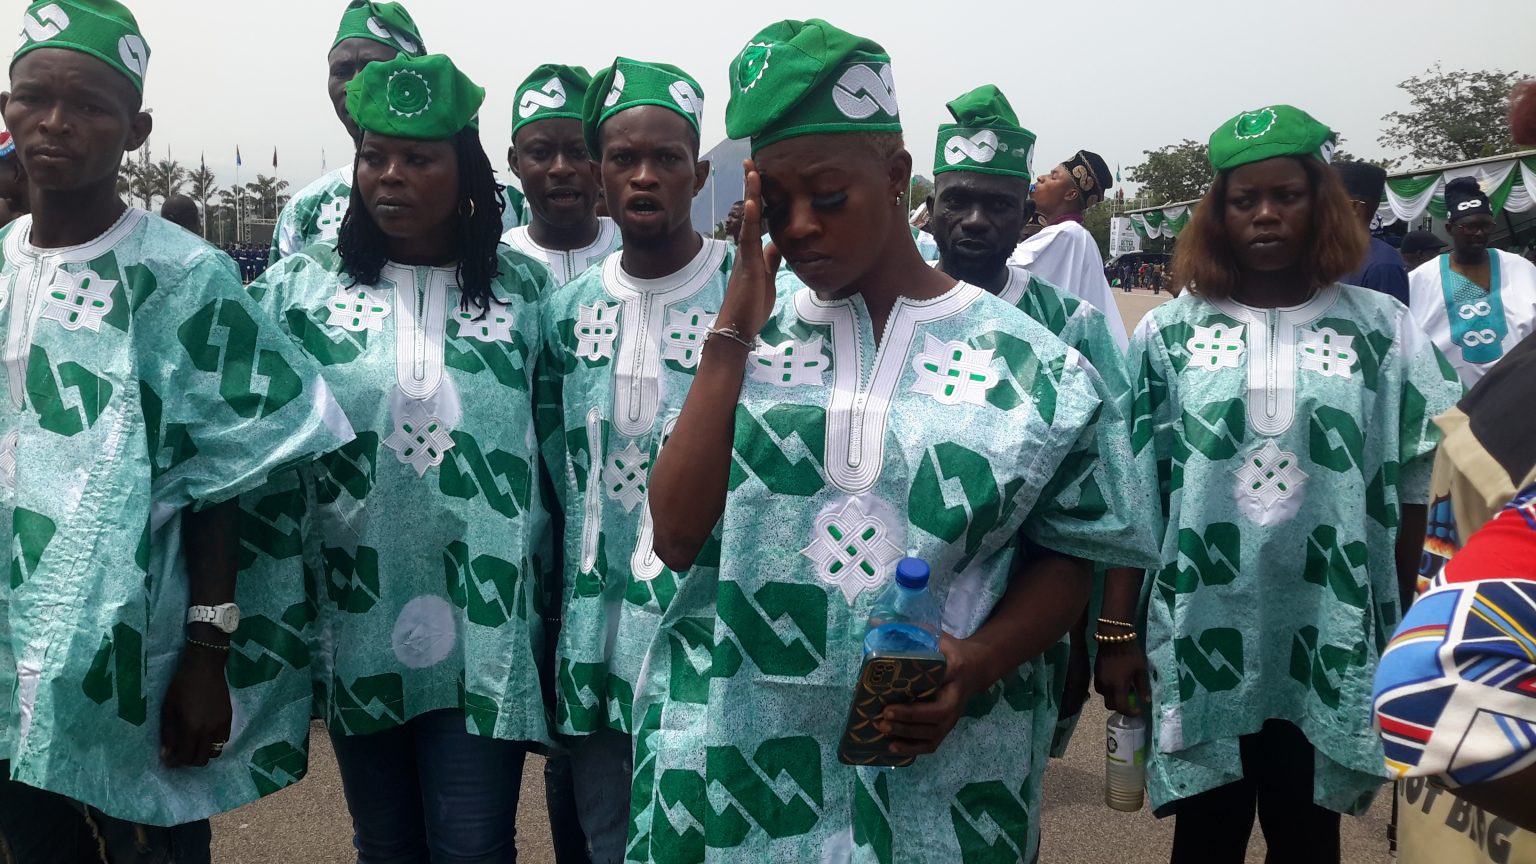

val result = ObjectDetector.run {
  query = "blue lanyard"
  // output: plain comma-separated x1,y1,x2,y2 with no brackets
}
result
1439,252,1506,365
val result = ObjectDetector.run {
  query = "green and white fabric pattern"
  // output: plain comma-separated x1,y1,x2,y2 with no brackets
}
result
992,265,1156,759
0,209,353,825
1127,284,1462,815
269,171,523,263
535,238,734,739
502,216,621,288
13,0,150,92
248,241,553,744
627,273,1157,863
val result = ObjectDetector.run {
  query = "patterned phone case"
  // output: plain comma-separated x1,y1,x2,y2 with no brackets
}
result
837,652,948,767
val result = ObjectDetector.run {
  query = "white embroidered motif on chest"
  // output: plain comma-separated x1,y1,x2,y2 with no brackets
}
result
454,306,515,344
41,268,115,332
661,307,714,368
316,197,349,240
1186,323,1245,370
383,403,455,476
801,497,903,604
325,285,391,332
1297,327,1357,379
573,301,619,360
910,334,998,406
831,64,898,120
749,336,830,388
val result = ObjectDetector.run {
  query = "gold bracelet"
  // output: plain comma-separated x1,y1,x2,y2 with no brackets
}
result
1093,630,1139,644
1097,617,1136,630
705,326,757,351
186,637,230,653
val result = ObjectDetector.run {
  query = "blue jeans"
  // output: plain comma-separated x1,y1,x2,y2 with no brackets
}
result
0,766,211,864
329,709,529,864
567,729,632,864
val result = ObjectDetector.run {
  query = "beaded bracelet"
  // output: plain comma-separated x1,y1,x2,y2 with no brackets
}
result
1097,617,1136,630
186,637,230,653
1093,630,1139,644
705,325,756,350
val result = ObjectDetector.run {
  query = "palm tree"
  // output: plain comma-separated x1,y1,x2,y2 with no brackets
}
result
244,174,290,220
117,157,143,200
147,159,187,205
187,162,218,236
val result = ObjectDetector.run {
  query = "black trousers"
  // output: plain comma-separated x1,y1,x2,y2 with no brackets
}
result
1169,720,1341,864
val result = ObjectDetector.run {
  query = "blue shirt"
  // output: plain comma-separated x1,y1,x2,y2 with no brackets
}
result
1347,236,1410,305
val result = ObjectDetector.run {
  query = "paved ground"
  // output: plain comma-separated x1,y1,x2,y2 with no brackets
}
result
210,287,1395,863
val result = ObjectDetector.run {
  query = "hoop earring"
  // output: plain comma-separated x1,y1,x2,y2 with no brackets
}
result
461,199,476,218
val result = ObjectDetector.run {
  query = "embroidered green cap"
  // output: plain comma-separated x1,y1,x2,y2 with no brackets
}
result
346,53,484,140
1208,104,1336,172
933,85,1035,179
582,58,704,155
13,0,150,92
512,64,592,139
332,0,425,57
725,19,901,152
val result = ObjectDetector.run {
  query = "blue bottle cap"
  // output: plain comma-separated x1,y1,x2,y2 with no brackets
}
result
895,558,929,590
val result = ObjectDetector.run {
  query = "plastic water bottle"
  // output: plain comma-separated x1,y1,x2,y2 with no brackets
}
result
1105,697,1148,811
863,558,942,655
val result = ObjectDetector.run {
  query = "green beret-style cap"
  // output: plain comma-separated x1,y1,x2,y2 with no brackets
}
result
13,0,149,92
725,19,901,152
933,84,1035,180
1208,104,1336,173
582,58,704,155
332,0,426,57
346,53,484,141
513,64,592,139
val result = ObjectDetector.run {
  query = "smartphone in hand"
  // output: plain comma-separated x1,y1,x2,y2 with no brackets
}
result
837,651,947,768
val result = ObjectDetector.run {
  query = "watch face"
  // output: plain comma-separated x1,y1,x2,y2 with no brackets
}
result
221,605,241,632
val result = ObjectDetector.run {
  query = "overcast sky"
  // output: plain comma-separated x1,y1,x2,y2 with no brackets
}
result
103,0,1534,195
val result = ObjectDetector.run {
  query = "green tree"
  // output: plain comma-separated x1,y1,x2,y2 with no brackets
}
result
1127,139,1211,205
1380,65,1526,166
244,175,291,220
1083,202,1112,258
189,164,217,223
146,159,187,205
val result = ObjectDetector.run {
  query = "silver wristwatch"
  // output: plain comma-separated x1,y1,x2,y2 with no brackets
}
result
186,603,241,634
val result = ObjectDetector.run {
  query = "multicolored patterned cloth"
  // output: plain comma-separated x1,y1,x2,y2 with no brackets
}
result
1375,484,1536,786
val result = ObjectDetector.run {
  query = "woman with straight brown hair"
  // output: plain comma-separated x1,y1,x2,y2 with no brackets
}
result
1114,105,1463,863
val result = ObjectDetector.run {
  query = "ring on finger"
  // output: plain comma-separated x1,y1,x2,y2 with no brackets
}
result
211,741,226,755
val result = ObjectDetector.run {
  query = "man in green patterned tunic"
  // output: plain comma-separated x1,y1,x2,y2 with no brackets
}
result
0,1,353,858
268,2,526,265
534,57,727,864
927,84,1157,760
636,21,1160,863
504,64,621,287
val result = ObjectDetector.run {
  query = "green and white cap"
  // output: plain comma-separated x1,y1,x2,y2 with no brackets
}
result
332,0,425,57
582,58,703,154
346,53,483,140
1208,104,1336,172
933,85,1035,179
725,19,901,152
13,0,149,92
512,64,592,138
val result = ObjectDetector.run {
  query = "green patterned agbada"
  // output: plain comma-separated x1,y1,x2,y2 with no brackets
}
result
1128,285,1462,814
627,272,1158,863
0,210,353,825
249,241,553,743
536,239,735,737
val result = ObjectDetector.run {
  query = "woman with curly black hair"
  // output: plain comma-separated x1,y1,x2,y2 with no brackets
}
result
249,53,552,861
